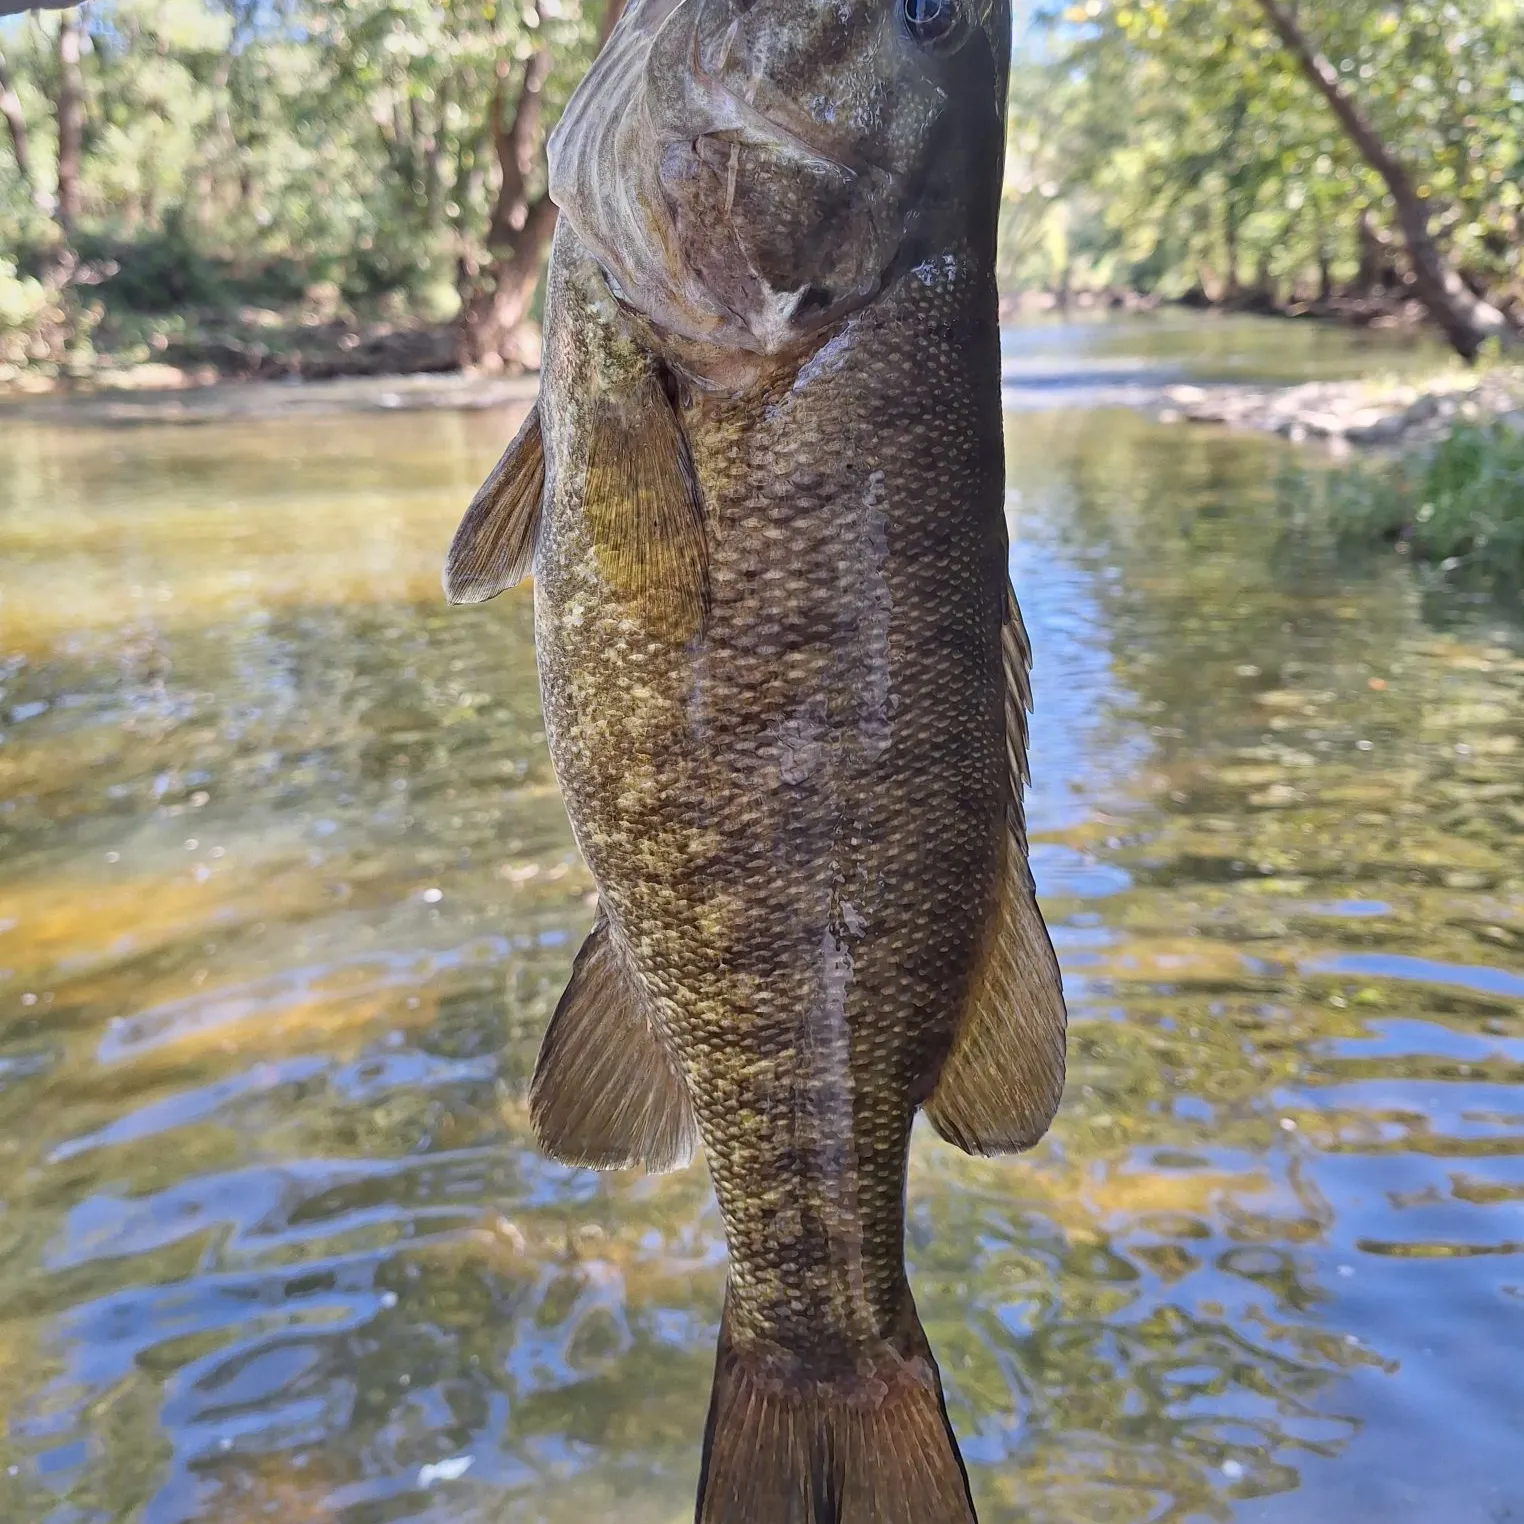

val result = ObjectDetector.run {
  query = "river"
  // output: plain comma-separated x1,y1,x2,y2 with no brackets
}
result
0,313,1520,1523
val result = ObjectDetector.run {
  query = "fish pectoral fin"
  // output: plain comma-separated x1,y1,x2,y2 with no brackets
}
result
443,402,545,604
584,374,708,636
530,909,698,1173
924,582,1066,1156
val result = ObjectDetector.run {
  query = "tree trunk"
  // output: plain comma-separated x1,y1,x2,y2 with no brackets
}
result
1252,248,1277,311
207,52,234,229
1352,208,1392,297
1310,203,1332,303
457,195,558,370
1223,202,1242,299
54,10,84,238
456,47,557,371
1255,0,1509,359
456,0,627,371
598,0,627,47
0,47,41,204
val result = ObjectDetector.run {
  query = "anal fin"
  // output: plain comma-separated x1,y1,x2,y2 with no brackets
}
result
444,402,545,604
924,581,1066,1155
530,909,697,1173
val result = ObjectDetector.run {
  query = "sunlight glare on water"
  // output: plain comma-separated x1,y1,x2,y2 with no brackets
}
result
0,318,1520,1524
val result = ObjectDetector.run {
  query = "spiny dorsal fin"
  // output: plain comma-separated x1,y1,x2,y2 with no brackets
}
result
530,909,698,1173
923,580,1066,1155
443,402,545,604
583,375,708,639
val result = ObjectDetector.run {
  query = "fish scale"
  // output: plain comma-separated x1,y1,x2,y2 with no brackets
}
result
444,0,1064,1514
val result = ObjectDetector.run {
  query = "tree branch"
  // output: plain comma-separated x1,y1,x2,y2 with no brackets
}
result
1255,0,1512,357
492,47,550,215
1255,0,1404,186
54,9,83,237
0,46,36,194
504,192,557,282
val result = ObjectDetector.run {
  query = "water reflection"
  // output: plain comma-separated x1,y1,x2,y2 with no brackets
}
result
0,346,1520,1523
999,309,1457,411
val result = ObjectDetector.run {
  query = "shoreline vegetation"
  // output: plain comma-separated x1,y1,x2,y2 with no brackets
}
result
3,0,1519,595
4,1,1518,385
1318,417,1524,596
5,292,1518,455
0,282,1450,400
0,278,1503,390
5,277,1519,462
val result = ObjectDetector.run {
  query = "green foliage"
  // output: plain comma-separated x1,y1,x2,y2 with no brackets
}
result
59,218,315,312
0,255,49,364
4,0,1520,367
1323,418,1524,592
0,0,607,371
1006,0,1524,309
74,217,224,309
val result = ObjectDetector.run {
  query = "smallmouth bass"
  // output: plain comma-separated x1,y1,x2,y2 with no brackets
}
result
444,0,1066,1516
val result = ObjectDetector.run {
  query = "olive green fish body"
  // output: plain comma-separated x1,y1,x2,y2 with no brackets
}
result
443,0,1066,1514
536,227,1008,1366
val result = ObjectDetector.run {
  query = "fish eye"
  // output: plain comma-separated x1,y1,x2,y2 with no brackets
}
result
901,0,956,44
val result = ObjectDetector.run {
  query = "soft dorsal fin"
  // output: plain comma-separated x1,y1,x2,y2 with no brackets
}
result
443,402,545,604
530,909,698,1173
924,582,1066,1155
582,374,708,639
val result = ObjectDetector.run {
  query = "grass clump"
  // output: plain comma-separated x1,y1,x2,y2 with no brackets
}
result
1327,418,1524,596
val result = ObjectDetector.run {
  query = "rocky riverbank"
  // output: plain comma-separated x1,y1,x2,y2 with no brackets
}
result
1154,366,1524,449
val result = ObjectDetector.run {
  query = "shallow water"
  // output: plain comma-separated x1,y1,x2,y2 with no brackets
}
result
0,318,1520,1524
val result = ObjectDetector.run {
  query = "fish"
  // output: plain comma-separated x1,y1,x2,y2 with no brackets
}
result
443,0,1067,1516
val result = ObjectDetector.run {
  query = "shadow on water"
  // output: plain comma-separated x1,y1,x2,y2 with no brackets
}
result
0,322,1520,1523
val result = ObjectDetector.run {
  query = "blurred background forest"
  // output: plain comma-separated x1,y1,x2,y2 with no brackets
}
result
0,0,1520,385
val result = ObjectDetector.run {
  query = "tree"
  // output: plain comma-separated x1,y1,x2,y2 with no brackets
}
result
456,44,558,371
1018,0,1524,354
457,0,624,370
0,44,40,206
0,0,620,373
312,0,615,372
1254,0,1512,359
52,8,81,235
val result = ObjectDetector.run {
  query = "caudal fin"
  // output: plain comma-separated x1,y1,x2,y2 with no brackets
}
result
695,1296,977,1524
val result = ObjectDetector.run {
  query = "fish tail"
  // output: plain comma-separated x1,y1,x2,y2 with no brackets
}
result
695,1292,977,1524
